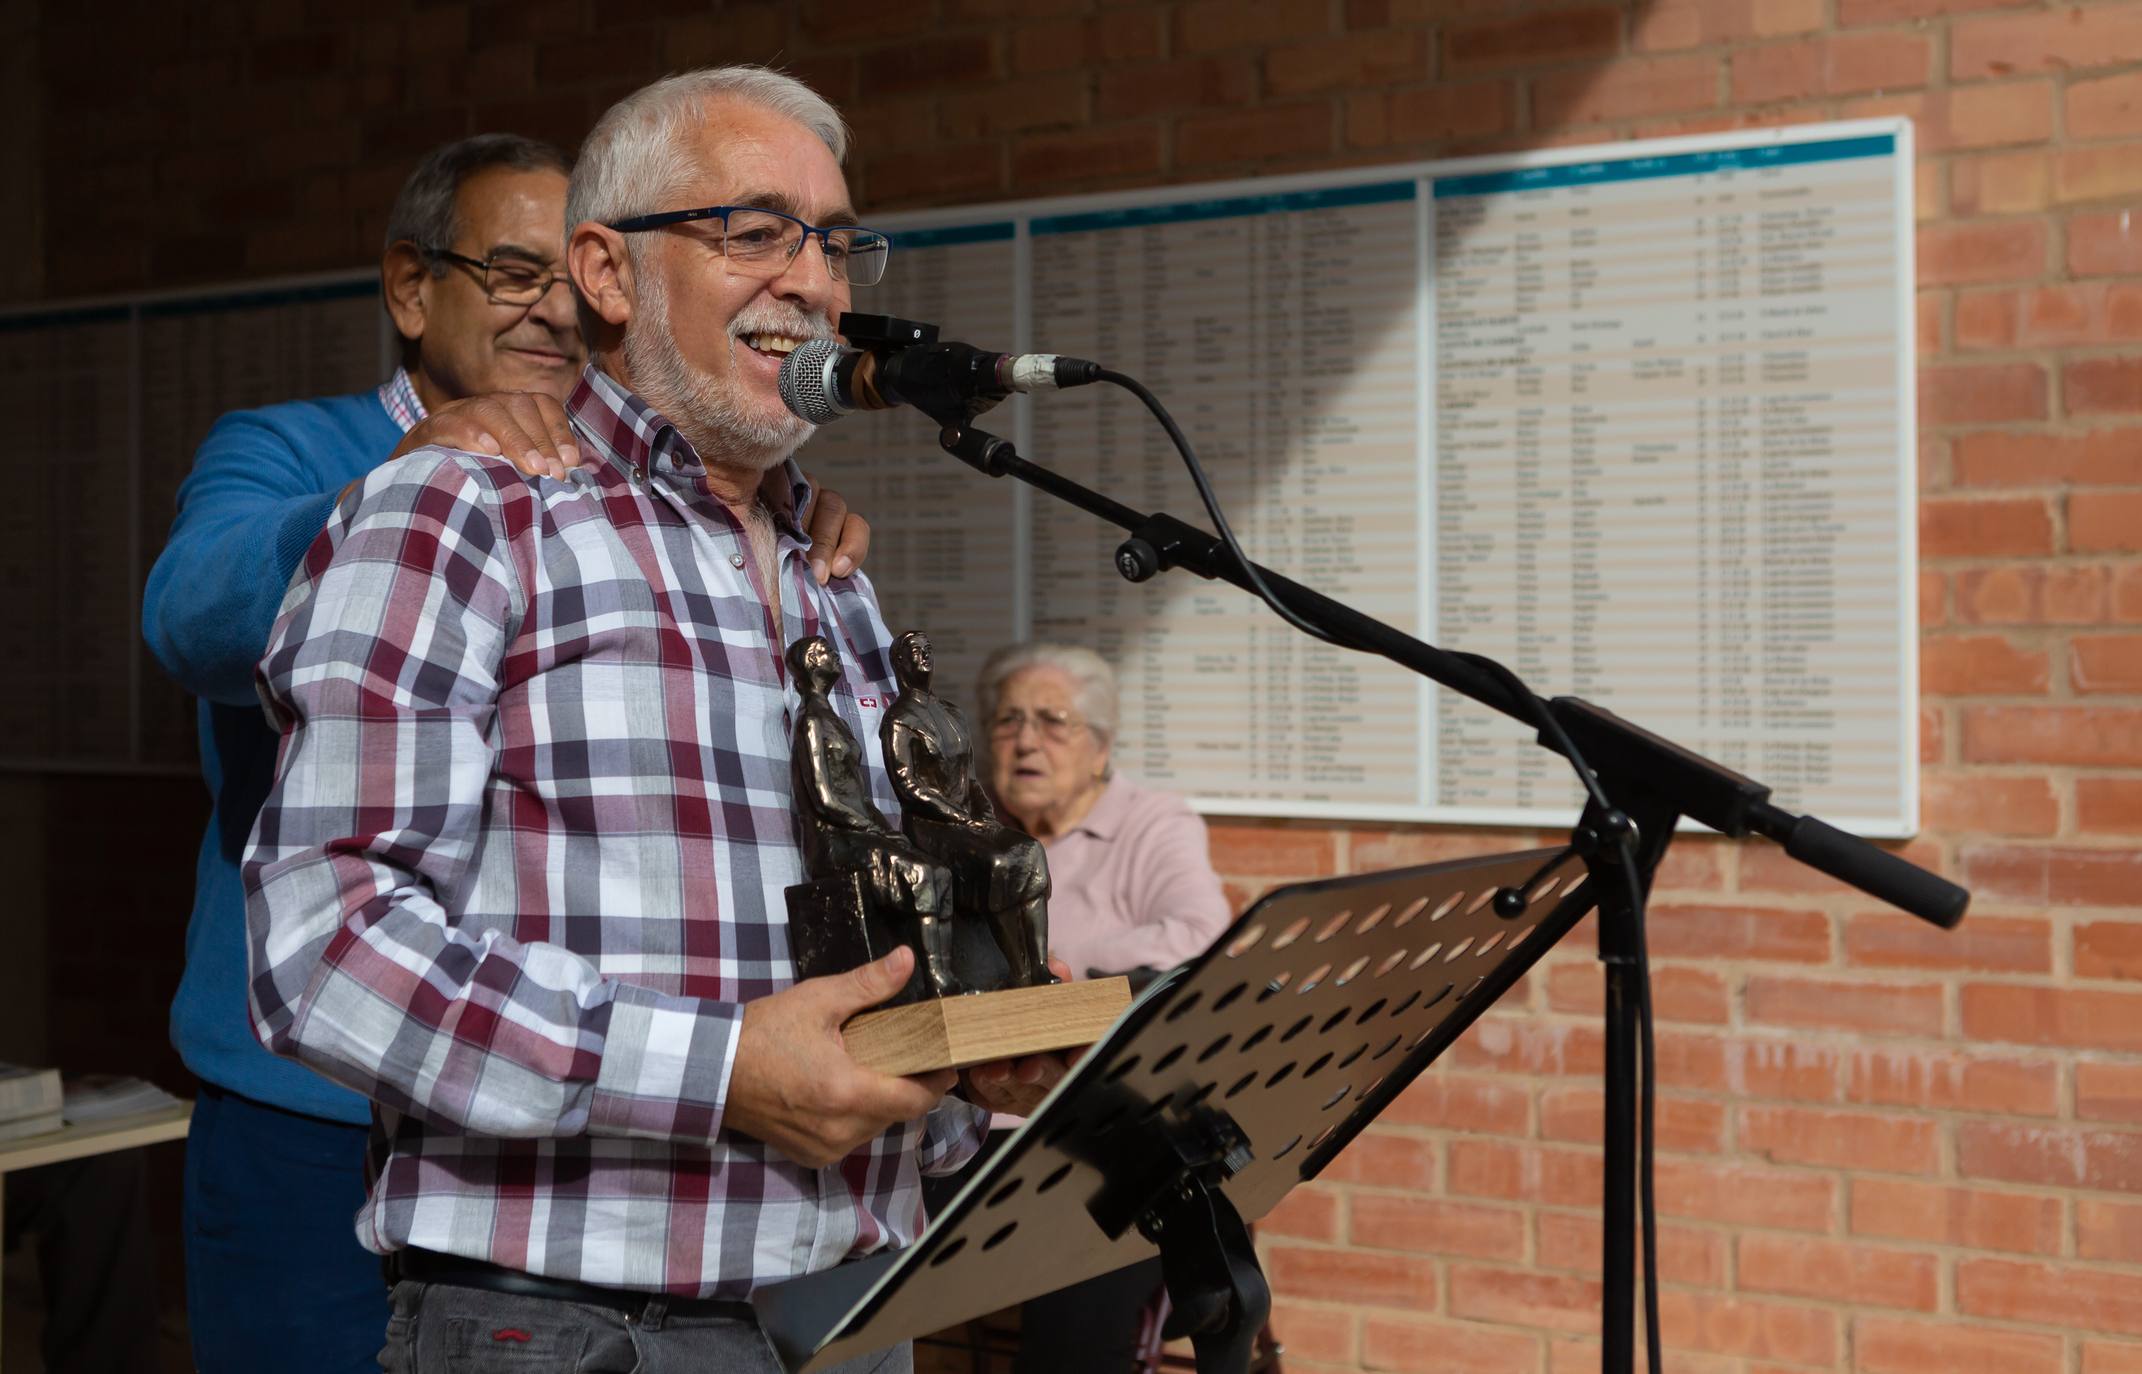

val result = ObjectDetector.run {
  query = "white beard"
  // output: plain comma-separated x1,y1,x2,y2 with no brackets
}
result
624,265,819,473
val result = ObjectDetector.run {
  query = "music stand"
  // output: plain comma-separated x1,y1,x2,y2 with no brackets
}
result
754,844,1595,1373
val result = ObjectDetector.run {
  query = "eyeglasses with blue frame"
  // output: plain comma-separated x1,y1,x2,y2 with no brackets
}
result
605,205,892,286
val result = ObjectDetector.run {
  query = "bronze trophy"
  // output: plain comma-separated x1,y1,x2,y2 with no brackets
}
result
784,632,1130,1075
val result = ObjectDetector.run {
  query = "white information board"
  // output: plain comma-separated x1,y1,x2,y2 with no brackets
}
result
800,120,1918,835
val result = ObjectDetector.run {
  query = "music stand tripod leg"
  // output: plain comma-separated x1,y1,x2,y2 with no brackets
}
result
1139,1173,1269,1374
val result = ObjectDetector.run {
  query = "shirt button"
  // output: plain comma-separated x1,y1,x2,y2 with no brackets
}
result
730,553,746,569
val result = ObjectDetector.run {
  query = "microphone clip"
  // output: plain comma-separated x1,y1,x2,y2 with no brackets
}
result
838,312,939,352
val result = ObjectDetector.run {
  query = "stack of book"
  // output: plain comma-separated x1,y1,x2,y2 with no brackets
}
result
0,1064,64,1142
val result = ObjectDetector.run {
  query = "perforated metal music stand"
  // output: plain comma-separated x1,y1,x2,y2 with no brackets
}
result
752,844,1596,1374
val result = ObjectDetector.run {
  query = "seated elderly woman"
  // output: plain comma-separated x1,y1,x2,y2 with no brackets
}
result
974,641,1233,984
960,641,1235,1374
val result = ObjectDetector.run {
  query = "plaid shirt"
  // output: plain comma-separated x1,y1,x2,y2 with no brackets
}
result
377,365,428,432
245,364,984,1298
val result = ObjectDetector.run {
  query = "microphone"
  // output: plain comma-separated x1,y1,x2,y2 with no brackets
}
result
779,337,1100,426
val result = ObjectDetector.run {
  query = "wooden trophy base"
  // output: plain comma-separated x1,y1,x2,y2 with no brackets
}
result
840,977,1134,1076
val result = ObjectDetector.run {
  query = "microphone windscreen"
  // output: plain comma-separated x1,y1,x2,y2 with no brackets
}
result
779,338,849,425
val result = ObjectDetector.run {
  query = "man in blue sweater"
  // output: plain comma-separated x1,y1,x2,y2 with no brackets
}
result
142,132,870,1373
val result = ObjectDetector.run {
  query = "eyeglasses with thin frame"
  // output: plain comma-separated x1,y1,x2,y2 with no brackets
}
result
605,206,891,286
988,708,1088,745
420,246,566,306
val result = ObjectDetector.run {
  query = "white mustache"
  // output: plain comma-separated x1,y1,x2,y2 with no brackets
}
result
728,313,834,342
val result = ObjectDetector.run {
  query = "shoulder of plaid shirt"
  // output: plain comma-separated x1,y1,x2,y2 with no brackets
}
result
241,364,988,1299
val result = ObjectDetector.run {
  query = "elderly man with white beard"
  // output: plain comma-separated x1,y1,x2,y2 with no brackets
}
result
240,66,1063,1373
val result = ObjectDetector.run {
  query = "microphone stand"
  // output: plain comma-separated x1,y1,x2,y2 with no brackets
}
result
928,416,1967,1374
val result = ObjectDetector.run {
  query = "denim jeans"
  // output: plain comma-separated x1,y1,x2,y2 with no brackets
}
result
379,1280,914,1374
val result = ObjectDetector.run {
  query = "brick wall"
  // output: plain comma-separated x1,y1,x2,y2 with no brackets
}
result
23,0,2142,1368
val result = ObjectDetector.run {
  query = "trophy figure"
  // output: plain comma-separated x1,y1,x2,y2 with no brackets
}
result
783,632,1129,1075
785,635,960,1004
881,631,1057,991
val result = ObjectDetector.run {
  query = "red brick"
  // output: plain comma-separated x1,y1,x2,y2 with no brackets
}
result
1538,1086,1725,1154
1745,977,1945,1037
2068,357,2142,418
1535,1210,1726,1286
1175,103,1333,169
2070,72,2142,142
2088,1342,2142,1374
1954,8,2142,78
2025,283,2118,346
1920,365,2050,427
2078,922,2142,981
1961,1258,2142,1334
1655,1290,1838,1364
1850,1177,2063,1254
1360,1315,1541,1374
1444,1016,1605,1077
1739,1234,1938,1312
2081,778,2142,835
2123,566,2142,621
1922,633,2051,694
857,35,1001,99
1447,1140,1602,1207
1011,124,1163,188
863,145,1004,206
2076,635,2142,693
1010,12,1161,75
1654,1158,1835,1232
1320,1130,1439,1191
1174,0,1331,54
938,76,1088,139
1635,0,1823,51
1845,1044,2060,1115
1953,288,2015,350
1965,983,2142,1052
1740,1104,1941,1174
1845,911,2052,974
2074,212,2142,277
1266,1244,1437,1309
1383,1072,1532,1134
1352,1195,1525,1260
1954,427,2142,485
1644,902,1829,963
1266,1299,1357,1366
1206,820,1340,879
1263,31,1425,96
1533,56,1718,126
1920,568,1949,627
1855,1316,2063,1374
2059,144,2142,204
1919,220,2049,286
1449,1265,1601,1334
2082,1054,2142,1123
1731,32,1929,102
1352,82,1517,148
1263,1184,1342,1242
1965,844,2142,907
2081,1198,2142,1264
1950,150,2050,215
1949,81,2056,150
1840,0,2033,20
1916,773,2060,837
1095,57,1254,122
2113,283,2142,339
1723,1037,1845,1103
1962,706,2142,767
1444,8,1621,73
1960,1121,2142,1192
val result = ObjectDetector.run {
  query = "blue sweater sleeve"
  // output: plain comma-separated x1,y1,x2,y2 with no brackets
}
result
143,402,385,707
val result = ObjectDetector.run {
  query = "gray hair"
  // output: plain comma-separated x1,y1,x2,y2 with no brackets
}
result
383,132,570,260
975,643,1120,775
567,66,851,234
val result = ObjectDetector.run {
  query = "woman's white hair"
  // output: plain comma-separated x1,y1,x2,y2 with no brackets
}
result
566,66,851,233
975,643,1120,777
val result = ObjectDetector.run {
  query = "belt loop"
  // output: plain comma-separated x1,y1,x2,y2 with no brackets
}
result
639,1296,669,1333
